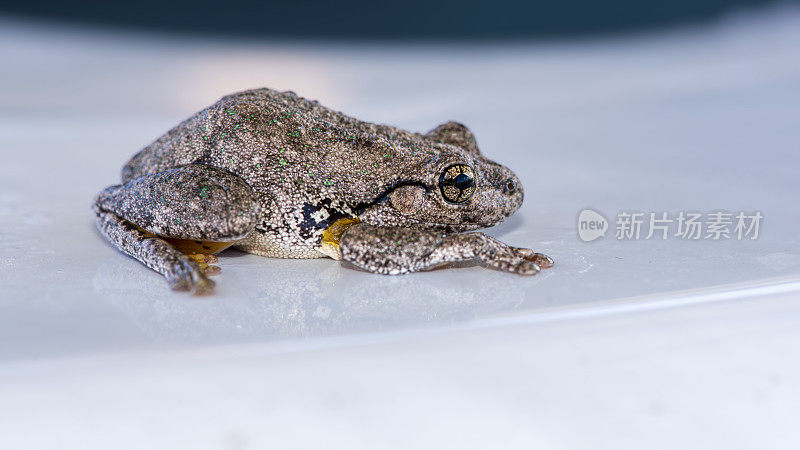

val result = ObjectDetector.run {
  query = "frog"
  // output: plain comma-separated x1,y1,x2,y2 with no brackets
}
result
93,88,553,294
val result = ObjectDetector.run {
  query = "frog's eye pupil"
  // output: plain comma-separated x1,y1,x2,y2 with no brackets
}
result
454,173,472,190
439,164,475,204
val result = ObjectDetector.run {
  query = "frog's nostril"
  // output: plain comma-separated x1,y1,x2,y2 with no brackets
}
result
502,178,517,195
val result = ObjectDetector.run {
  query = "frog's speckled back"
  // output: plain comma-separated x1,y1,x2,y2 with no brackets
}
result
123,88,430,203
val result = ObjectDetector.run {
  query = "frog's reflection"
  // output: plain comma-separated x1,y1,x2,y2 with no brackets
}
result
93,252,539,342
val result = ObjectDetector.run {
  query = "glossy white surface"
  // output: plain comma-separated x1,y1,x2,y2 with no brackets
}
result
1,8,799,448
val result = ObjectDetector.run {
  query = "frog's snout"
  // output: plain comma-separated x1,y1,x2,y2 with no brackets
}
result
500,172,525,218
500,172,524,206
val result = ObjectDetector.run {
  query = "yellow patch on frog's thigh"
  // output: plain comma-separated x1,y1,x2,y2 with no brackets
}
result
319,217,361,260
162,238,234,275
133,224,235,256
162,238,237,256
132,225,232,274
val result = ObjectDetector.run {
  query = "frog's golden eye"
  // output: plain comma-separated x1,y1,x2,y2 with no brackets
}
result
439,164,475,204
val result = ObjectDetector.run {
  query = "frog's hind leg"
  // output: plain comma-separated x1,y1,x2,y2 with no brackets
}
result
93,164,261,294
93,207,217,294
339,223,553,275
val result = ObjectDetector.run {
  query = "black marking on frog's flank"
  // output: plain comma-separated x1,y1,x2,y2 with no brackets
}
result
298,199,352,239
255,222,283,235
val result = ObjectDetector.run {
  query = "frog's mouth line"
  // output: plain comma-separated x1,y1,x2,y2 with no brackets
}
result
353,180,514,228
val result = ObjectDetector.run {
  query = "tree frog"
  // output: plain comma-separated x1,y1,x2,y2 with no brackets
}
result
94,88,553,294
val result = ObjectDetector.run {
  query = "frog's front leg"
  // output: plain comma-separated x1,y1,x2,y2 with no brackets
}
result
93,164,260,294
339,223,553,275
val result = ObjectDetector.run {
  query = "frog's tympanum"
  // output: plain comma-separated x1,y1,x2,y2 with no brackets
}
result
94,88,553,294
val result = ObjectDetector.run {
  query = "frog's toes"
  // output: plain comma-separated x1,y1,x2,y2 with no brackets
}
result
188,253,218,264
488,257,541,276
531,253,554,270
476,241,548,275
189,277,216,296
511,248,554,269
203,265,222,276
187,253,222,276
166,260,216,295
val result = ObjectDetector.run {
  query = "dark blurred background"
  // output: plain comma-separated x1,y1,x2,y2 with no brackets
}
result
0,0,789,39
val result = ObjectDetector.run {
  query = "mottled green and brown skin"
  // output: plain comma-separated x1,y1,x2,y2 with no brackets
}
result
94,88,552,294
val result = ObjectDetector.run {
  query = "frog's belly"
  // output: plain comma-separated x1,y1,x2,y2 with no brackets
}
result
233,230,326,259
233,217,361,260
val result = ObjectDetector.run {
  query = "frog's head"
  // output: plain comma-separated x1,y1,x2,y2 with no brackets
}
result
357,122,524,232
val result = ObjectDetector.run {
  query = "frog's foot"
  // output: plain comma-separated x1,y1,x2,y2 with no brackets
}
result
458,236,545,276
166,258,216,295
339,223,553,276
509,247,554,270
187,253,222,276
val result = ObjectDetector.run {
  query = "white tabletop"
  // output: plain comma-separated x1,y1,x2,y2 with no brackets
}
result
1,8,799,449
